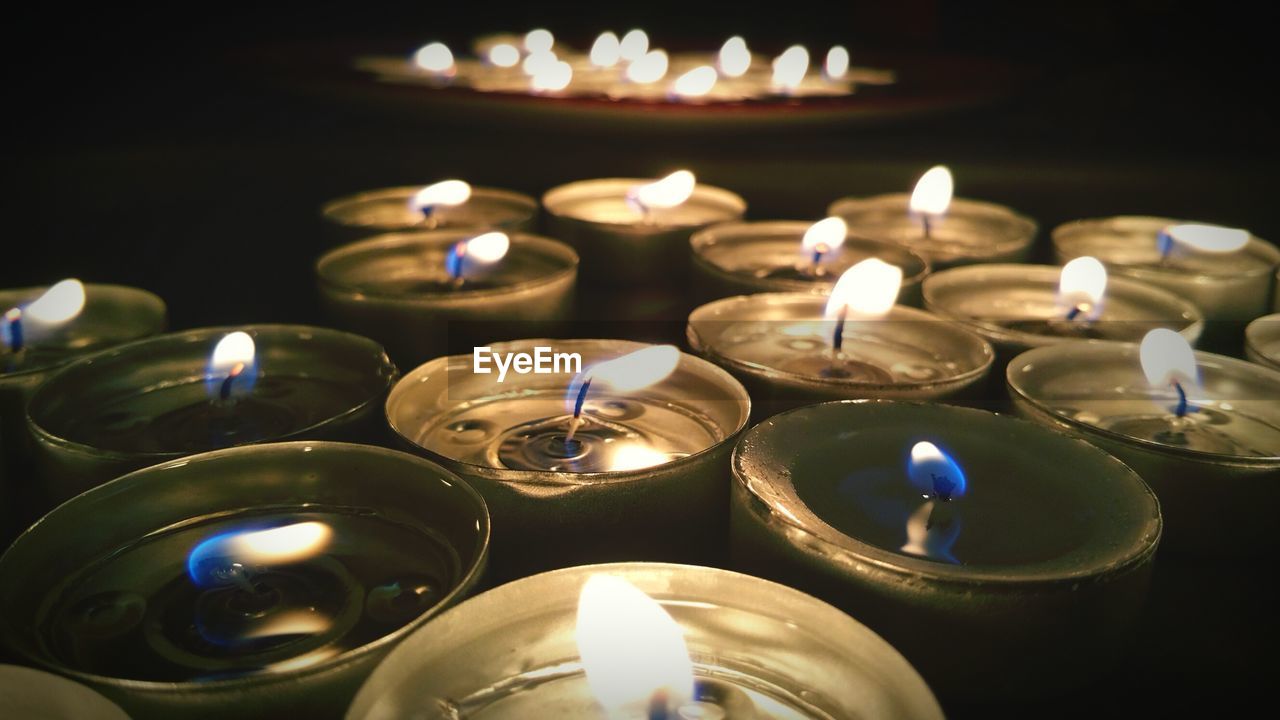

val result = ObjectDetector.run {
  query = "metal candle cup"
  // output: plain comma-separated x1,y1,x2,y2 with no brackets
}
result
687,293,993,421
1007,341,1280,555
0,665,130,720
0,441,488,720
320,185,537,248
1244,314,1280,370
26,324,398,504
386,339,750,582
316,231,578,366
690,220,931,307
730,400,1160,702
347,563,943,720
828,193,1037,269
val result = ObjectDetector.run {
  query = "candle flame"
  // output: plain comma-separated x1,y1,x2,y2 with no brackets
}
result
462,231,511,264
630,170,696,211
575,575,694,715
718,36,751,77
802,217,848,256
672,66,717,98
413,42,454,73
825,45,850,80
1140,328,1198,389
522,50,559,77
187,521,332,588
907,441,967,500
588,345,680,392
1160,223,1250,254
771,45,809,89
412,180,471,212
208,330,257,400
212,331,255,372
606,443,672,471
22,279,86,325
590,31,622,67
619,29,649,61
1057,256,1108,321
824,258,903,320
524,28,554,54
909,166,954,216
626,49,669,84
487,43,521,68
531,59,573,92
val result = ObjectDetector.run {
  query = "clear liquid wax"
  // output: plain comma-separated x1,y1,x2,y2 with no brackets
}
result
39,507,459,682
1048,393,1280,457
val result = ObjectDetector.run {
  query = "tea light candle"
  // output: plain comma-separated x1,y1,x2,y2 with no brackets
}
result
1052,217,1280,346
1245,313,1280,370
1007,330,1280,555
0,665,129,720
688,261,993,420
320,180,538,248
316,230,578,366
346,563,944,720
828,165,1038,268
25,325,398,503
690,218,931,307
386,339,750,582
730,400,1160,701
0,442,488,720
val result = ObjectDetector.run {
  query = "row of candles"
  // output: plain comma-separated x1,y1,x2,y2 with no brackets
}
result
1,166,1278,718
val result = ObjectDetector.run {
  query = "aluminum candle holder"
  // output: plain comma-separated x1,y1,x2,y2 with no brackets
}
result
386,339,751,582
1245,314,1280,370
0,442,489,720
316,230,578,365
690,220,931,307
730,400,1160,701
0,665,131,720
26,324,398,504
828,193,1037,268
687,293,993,420
320,185,537,248
1008,341,1280,555
346,563,943,720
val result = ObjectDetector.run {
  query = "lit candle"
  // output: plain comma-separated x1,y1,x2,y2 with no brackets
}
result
347,563,944,719
730,400,1161,701
385,339,750,581
718,36,752,77
0,441,488,717
771,45,809,94
25,325,398,503
320,180,537,248
1008,329,1280,554
829,165,1038,268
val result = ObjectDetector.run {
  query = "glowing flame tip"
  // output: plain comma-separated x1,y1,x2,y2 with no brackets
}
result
825,258,903,320
909,165,954,216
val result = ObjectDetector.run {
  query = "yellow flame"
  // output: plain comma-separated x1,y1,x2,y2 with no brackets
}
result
718,36,751,77
1164,223,1250,253
522,50,559,76
487,43,521,68
1140,328,1198,388
412,180,471,210
463,231,510,263
223,522,332,566
1058,256,1108,318
590,345,680,392
802,217,848,255
619,29,649,61
606,443,672,471
413,42,454,73
631,170,695,210
211,331,255,373
825,46,850,79
909,165,954,216
771,45,809,89
672,66,717,97
531,60,573,91
23,279,86,325
524,28,554,54
575,575,694,714
590,32,622,67
626,50,669,84
825,258,903,320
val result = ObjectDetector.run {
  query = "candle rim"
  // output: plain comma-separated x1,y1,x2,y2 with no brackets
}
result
1244,313,1280,370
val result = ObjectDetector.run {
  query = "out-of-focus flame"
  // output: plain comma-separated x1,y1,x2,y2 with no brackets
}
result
524,28,554,54
531,60,573,92
1160,223,1250,254
487,43,521,68
207,330,257,400
824,258,903,320
22,279,86,325
626,50,669,84
590,32,622,67
619,29,649,61
606,443,672,471
907,441,967,500
825,46,850,80
187,521,332,587
211,331,255,374
413,42,454,73
575,575,694,715
909,166,954,216
802,217,848,256
411,180,471,212
589,345,680,392
1140,328,1198,389
771,45,809,90
522,50,559,77
718,36,751,77
462,231,511,264
629,170,695,211
1057,256,1108,321
672,66,717,98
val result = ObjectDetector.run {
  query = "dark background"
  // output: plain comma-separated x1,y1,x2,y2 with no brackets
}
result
3,1,1274,717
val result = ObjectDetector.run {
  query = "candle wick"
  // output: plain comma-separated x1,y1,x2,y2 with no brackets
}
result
831,304,849,353
219,362,246,405
1065,305,1083,321
647,689,672,720
563,376,593,443
3,308,23,353
921,214,932,240
810,244,828,275
446,241,467,282
1157,230,1173,263
930,472,955,503
1172,380,1189,418
419,204,440,229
